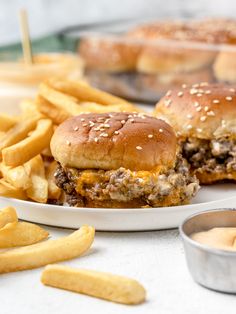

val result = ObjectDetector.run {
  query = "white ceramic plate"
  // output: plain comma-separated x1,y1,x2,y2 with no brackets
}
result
0,183,235,231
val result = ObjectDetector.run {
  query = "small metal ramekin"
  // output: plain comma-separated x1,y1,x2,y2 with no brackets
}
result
180,208,236,293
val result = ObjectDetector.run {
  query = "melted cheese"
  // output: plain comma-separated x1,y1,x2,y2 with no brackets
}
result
75,167,163,195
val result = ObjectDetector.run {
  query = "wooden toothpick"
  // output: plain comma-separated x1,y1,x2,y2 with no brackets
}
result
19,9,33,65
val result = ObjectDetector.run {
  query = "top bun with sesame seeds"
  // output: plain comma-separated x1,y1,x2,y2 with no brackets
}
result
51,112,177,171
154,83,236,140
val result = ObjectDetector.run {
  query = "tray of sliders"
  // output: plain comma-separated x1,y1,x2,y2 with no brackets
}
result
0,76,235,231
61,17,236,103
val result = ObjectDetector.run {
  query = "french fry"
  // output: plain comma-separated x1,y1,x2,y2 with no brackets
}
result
2,119,53,167
0,132,5,140
0,206,18,229
39,83,82,116
48,78,130,105
36,96,70,124
0,179,27,200
25,155,48,203
19,98,44,119
0,162,31,190
46,161,61,200
41,265,146,305
0,117,39,158
0,221,49,248
0,225,95,274
0,114,17,132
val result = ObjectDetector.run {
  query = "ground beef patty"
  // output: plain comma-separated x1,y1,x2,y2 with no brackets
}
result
54,155,199,208
182,137,236,174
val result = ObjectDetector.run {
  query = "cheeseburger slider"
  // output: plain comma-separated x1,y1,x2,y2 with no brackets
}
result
51,112,198,208
155,83,236,184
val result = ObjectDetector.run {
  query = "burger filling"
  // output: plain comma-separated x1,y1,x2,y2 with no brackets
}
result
54,155,199,207
182,137,236,175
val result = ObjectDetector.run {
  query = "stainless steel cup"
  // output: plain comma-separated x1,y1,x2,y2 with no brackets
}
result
180,208,236,293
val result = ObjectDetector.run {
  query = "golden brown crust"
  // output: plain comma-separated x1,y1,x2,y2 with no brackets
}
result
51,112,177,171
195,170,236,184
154,83,236,139
79,37,140,72
213,51,236,83
189,18,236,44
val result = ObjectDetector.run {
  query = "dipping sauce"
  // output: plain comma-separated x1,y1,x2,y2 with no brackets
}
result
191,227,236,251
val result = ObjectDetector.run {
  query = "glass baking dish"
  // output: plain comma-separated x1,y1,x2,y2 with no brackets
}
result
61,17,236,103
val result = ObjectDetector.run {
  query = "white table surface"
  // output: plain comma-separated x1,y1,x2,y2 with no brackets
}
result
2,224,236,314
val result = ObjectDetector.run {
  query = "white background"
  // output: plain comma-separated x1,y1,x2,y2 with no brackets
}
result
0,0,236,44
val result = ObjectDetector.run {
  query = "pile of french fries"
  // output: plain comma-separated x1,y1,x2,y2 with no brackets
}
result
0,206,146,305
0,78,140,204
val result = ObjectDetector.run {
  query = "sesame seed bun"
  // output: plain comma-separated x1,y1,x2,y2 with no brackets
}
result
154,83,236,140
213,51,236,83
136,45,215,75
79,37,140,73
50,112,177,171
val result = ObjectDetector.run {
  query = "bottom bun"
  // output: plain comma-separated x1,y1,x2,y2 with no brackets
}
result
195,170,236,185
67,191,191,209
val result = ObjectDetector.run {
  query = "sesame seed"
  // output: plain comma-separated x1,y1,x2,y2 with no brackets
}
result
66,140,71,146
159,128,163,133
190,89,198,95
187,114,193,119
128,114,133,118
229,88,235,92
164,99,172,107
192,83,199,88
194,101,199,107
178,91,184,97
130,118,134,122
73,126,79,131
186,125,192,130
197,93,203,97
176,131,182,136
94,127,100,131
94,137,98,143
197,128,202,133
204,106,209,111
200,82,208,86
222,120,226,126
114,131,119,135
213,99,220,104
148,134,153,138
80,118,85,122
200,116,207,122
109,114,113,118
121,120,126,124
182,84,187,88
226,96,233,101
82,123,87,127
100,133,108,137
205,90,211,94
136,146,143,150
196,106,202,112
207,111,215,116
103,124,110,128
166,90,172,97
89,121,95,127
